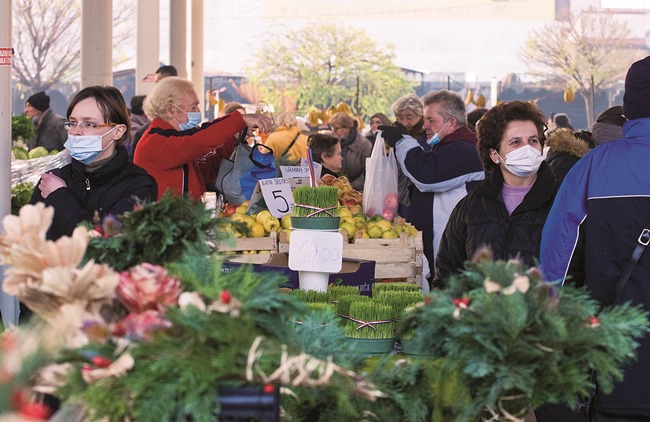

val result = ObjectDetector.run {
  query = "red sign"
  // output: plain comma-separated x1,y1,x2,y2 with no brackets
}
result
0,48,12,66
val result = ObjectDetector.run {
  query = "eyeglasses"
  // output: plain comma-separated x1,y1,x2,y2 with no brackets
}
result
64,121,117,132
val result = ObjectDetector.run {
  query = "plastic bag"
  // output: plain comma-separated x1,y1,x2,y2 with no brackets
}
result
362,132,399,220
215,142,276,205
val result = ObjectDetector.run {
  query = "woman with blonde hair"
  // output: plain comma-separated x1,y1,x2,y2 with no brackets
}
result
134,77,269,200
328,112,372,191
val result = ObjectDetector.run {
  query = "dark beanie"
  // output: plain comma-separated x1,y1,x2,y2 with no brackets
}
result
623,56,650,120
26,91,50,112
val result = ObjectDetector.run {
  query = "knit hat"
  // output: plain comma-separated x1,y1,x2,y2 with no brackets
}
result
623,56,650,120
26,91,50,112
591,105,626,146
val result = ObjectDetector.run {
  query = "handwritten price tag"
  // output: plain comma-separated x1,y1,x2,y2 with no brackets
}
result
257,177,294,218
288,230,343,273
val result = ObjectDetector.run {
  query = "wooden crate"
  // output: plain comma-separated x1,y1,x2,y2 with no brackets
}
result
278,231,424,287
215,231,278,264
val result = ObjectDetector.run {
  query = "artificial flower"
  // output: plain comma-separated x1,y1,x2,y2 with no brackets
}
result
116,263,181,313
114,310,172,342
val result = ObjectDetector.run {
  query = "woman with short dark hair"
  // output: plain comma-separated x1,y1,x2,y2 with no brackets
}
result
308,133,342,177
30,86,157,240
435,100,558,286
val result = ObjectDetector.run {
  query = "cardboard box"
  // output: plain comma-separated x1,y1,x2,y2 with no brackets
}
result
220,253,375,296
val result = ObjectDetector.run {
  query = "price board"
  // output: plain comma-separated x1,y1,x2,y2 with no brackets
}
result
288,230,343,273
248,177,294,218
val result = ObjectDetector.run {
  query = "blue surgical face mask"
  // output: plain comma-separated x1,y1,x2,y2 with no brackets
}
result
64,126,117,165
427,119,451,146
173,104,202,130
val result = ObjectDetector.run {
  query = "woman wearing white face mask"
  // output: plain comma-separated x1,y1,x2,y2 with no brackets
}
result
434,101,559,285
29,86,157,240
134,77,271,200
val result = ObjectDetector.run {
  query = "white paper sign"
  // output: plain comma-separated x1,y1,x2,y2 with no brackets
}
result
280,163,322,180
254,177,294,218
288,230,344,273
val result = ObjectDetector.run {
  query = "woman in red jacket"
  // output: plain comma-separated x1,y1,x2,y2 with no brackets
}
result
134,77,269,200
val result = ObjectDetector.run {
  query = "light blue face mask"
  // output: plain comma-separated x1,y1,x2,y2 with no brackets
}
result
64,126,117,165
427,119,451,146
173,104,202,130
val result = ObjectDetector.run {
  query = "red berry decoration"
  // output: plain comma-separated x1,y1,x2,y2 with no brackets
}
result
453,297,470,308
92,356,112,368
19,402,52,420
424,296,432,305
220,290,232,304
587,316,600,327
263,384,275,394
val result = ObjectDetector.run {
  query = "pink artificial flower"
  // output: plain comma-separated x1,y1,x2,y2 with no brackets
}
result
114,310,172,342
116,263,181,313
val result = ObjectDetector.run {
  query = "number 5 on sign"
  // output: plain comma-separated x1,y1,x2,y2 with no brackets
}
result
255,177,294,218
288,231,343,273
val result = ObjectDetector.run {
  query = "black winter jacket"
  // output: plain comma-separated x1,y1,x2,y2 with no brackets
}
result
545,128,591,183
30,146,157,240
435,161,558,285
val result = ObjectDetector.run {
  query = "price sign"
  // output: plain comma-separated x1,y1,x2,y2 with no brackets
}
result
288,230,343,273
280,163,322,180
251,177,294,218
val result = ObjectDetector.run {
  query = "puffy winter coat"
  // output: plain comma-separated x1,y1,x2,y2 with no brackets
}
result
30,146,157,240
545,128,591,183
436,161,558,284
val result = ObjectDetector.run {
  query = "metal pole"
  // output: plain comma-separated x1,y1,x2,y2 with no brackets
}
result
0,0,20,327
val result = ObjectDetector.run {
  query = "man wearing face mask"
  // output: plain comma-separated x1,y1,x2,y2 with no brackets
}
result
133,77,271,200
433,101,558,287
29,86,157,241
380,90,485,289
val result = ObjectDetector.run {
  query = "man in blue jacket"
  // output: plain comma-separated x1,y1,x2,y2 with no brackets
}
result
380,90,485,289
541,55,650,421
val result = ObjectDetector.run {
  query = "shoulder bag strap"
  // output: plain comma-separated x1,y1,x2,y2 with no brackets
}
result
182,164,189,194
610,225,650,305
281,132,301,158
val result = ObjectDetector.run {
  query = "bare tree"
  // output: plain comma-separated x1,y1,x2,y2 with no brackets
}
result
12,0,80,91
521,10,641,127
12,0,135,92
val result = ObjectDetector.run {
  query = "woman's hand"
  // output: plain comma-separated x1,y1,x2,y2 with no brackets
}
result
38,172,67,198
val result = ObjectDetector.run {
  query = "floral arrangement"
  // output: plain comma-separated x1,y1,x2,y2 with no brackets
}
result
399,249,650,421
0,199,385,421
1,196,649,422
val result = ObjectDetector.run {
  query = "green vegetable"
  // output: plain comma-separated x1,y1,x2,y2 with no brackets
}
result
11,182,35,215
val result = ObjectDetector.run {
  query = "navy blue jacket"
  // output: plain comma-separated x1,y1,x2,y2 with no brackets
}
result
395,126,485,278
541,118,650,416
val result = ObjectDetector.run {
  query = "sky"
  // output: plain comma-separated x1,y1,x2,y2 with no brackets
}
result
602,0,650,8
